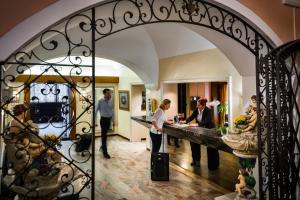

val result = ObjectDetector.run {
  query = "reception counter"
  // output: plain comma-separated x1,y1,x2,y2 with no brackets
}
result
131,116,232,153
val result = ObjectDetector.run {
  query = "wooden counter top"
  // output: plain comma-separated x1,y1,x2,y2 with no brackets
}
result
131,116,232,153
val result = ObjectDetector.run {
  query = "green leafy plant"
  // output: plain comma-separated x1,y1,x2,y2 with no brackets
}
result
215,124,227,135
217,103,227,114
218,103,227,126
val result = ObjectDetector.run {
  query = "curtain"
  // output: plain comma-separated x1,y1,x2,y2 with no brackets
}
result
69,88,76,139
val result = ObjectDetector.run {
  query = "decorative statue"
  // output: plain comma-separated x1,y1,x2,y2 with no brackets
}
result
235,167,256,199
221,95,258,200
222,95,257,154
235,169,247,195
2,104,81,199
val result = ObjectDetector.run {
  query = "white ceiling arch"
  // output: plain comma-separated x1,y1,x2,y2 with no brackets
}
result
0,0,282,62
1,0,282,90
4,21,219,90
25,56,141,78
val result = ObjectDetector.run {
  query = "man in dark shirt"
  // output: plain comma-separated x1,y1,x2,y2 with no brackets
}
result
181,99,213,167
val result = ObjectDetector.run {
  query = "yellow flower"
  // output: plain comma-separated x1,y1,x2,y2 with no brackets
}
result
44,134,62,148
234,115,247,125
45,134,58,141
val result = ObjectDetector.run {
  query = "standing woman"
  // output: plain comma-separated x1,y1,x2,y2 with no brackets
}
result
150,99,172,153
181,98,213,167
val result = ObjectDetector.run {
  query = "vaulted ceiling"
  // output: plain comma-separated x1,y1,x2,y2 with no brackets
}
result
2,0,281,89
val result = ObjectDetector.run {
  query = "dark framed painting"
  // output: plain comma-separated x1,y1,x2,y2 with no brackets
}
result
119,90,130,111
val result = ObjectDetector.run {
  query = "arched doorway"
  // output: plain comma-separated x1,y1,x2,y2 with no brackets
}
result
0,0,294,199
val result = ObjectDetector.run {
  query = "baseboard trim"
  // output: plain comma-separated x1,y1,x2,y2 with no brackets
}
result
95,132,116,138
113,134,130,141
61,133,130,141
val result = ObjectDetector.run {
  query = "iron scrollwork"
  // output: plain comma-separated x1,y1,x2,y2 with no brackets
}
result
258,39,300,199
0,11,95,197
92,0,273,55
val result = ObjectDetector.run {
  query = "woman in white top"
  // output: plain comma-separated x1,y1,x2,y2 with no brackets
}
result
150,99,172,153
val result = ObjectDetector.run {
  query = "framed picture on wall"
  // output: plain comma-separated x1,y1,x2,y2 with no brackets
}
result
141,89,146,111
119,90,130,111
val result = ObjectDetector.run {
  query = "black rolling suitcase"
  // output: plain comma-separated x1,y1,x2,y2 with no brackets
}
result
207,147,219,170
75,134,92,152
151,132,169,181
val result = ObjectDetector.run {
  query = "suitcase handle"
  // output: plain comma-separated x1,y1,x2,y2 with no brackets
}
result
156,130,165,153
162,131,165,153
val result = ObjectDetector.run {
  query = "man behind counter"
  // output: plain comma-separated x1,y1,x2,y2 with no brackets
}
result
180,98,219,169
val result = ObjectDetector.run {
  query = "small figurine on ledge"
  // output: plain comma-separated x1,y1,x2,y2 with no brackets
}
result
235,162,257,199
236,168,247,196
242,95,257,133
221,95,257,154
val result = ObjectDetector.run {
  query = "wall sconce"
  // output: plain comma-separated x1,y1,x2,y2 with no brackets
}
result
79,88,88,101
81,89,87,97
12,90,20,103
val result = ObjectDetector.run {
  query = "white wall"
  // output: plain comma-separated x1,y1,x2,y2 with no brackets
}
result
162,83,178,120
130,85,147,142
242,76,256,109
160,48,243,123
118,66,143,139
75,83,92,135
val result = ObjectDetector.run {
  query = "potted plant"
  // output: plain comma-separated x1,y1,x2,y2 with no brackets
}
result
217,103,227,126
215,124,228,135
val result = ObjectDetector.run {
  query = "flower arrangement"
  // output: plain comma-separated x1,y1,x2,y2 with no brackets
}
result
44,134,62,149
234,115,247,128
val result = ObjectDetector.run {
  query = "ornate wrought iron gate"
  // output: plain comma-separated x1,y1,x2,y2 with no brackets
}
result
1,0,297,199
0,8,96,199
258,39,300,199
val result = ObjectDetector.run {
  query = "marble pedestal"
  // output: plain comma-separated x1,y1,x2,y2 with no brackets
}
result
215,192,258,200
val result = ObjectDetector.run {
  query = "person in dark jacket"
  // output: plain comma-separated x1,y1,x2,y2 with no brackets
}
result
181,98,217,168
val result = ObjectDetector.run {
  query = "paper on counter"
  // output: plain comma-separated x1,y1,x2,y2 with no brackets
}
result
173,123,189,128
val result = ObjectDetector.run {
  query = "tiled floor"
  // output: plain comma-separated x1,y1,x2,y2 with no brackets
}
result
1,135,235,199
45,136,234,199
92,136,230,200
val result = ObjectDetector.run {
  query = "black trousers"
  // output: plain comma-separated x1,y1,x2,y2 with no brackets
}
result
150,131,162,153
167,135,179,145
207,147,219,170
100,117,111,154
190,142,201,161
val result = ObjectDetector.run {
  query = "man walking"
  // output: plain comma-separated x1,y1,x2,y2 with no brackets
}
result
96,88,114,159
